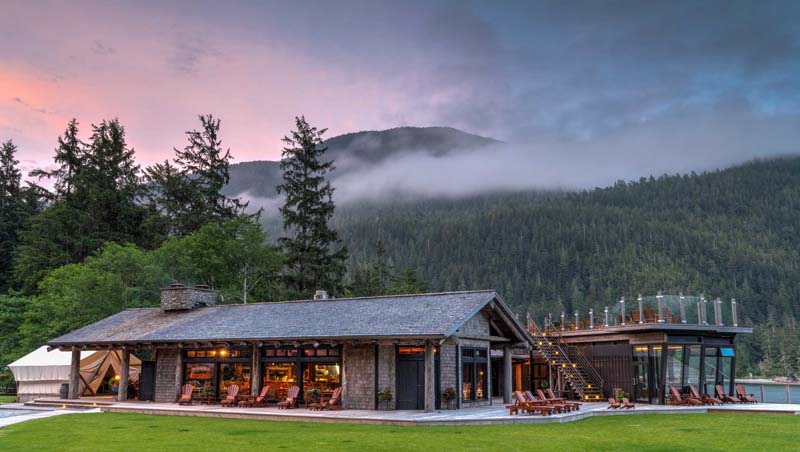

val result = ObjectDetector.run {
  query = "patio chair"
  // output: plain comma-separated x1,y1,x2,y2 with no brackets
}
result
607,397,621,409
690,385,721,405
178,384,193,406
535,389,571,413
736,385,758,403
322,386,343,410
277,385,300,409
620,397,635,409
670,386,702,406
220,384,240,407
241,385,271,408
715,385,741,404
516,391,553,416
547,388,581,411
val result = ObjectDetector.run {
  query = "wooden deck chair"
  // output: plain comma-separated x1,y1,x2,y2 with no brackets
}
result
277,385,300,409
516,391,553,416
536,389,570,413
690,385,721,405
246,385,271,408
607,397,621,409
716,385,740,404
670,386,702,406
620,397,635,409
736,385,757,403
220,384,240,407
178,384,193,405
323,387,343,410
547,388,581,411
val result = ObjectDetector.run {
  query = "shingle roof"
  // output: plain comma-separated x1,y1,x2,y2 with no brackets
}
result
48,291,511,346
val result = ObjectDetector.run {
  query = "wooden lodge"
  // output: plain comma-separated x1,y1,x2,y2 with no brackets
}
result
47,286,531,411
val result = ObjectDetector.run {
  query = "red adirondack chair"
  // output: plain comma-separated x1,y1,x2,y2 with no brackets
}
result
277,385,300,409
736,385,757,403
220,384,240,407
690,385,721,405
716,385,741,404
178,384,193,405
670,386,702,406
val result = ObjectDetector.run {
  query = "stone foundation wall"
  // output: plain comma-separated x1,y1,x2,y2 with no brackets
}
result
155,348,180,402
377,344,396,410
343,344,375,409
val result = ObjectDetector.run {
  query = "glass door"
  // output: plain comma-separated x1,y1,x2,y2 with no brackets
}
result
632,346,650,404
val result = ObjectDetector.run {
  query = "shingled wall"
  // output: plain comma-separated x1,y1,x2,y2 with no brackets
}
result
343,344,375,409
155,348,180,402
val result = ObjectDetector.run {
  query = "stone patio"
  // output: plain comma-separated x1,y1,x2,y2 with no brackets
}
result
18,397,800,426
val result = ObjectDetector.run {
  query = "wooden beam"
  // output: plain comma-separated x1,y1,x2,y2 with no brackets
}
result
503,344,512,404
424,341,435,412
118,349,130,402
69,348,80,399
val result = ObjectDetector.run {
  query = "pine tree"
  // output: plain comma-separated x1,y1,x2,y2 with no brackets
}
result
0,140,23,290
277,116,348,297
29,119,84,199
168,114,246,235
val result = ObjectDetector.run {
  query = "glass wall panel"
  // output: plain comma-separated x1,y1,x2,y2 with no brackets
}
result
719,348,734,394
220,362,251,395
303,363,341,394
665,346,683,391
185,362,214,399
651,345,662,402
632,346,650,403
684,345,701,389
263,362,297,399
462,362,473,400
475,362,487,400
703,347,719,395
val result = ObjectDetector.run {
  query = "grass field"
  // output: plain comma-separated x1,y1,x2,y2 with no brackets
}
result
0,412,798,451
0,396,16,404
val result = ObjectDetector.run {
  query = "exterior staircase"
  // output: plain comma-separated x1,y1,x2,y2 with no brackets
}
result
528,319,605,402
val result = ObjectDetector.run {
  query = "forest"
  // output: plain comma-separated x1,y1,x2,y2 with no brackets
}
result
335,157,800,377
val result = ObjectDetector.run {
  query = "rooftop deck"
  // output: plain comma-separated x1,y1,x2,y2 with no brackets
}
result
17,397,800,426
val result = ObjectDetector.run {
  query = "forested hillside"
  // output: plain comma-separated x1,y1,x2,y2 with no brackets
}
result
334,157,800,375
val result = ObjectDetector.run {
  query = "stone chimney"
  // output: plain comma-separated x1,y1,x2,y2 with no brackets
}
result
161,283,218,311
313,290,329,301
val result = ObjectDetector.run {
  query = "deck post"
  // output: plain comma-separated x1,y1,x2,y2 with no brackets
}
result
251,342,261,396
503,344,512,404
118,348,130,402
679,293,686,324
424,341,435,412
69,347,80,399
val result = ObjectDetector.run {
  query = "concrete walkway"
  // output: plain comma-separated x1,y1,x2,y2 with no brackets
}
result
0,404,99,429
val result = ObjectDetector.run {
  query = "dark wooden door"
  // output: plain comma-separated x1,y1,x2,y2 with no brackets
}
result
396,360,424,409
139,361,156,401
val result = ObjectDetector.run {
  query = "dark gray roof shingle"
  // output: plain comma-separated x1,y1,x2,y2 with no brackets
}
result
48,291,500,345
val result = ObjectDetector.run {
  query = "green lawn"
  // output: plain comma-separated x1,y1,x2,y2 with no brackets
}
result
0,412,798,452
0,395,15,404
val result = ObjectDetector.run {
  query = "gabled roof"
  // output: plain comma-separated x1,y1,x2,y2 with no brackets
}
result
48,290,531,347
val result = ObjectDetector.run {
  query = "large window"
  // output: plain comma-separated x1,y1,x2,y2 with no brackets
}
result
261,345,342,402
684,345,701,389
665,346,683,390
461,348,488,403
183,347,252,400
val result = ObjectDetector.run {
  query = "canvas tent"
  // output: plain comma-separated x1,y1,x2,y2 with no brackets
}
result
7,346,141,402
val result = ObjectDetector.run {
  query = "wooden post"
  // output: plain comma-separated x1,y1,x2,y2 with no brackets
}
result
69,348,81,399
118,349,130,402
503,345,512,404
251,343,261,396
424,341,435,412
787,384,791,404
760,384,765,403
175,350,183,401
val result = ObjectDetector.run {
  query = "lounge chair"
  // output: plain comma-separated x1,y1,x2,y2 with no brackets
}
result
736,385,758,403
690,385,721,405
670,386,702,406
178,383,193,405
620,397,635,409
716,385,741,404
516,391,553,416
536,389,571,413
607,397,621,409
547,388,581,411
241,385,271,408
220,384,240,407
277,385,300,409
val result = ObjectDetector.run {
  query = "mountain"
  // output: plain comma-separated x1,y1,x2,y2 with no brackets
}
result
223,126,498,199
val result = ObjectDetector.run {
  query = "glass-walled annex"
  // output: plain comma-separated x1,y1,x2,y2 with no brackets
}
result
632,339,735,404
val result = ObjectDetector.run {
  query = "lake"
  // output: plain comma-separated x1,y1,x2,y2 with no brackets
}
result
741,384,800,404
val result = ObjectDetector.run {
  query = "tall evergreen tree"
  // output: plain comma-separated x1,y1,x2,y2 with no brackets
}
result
29,119,84,200
277,116,348,297
0,140,23,290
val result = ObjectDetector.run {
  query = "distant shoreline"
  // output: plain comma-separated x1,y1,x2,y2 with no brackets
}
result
738,378,800,385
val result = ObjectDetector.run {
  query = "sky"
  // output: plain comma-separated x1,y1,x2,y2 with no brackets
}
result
1,0,799,185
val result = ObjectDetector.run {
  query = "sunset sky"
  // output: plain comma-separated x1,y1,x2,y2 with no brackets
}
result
2,0,799,178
